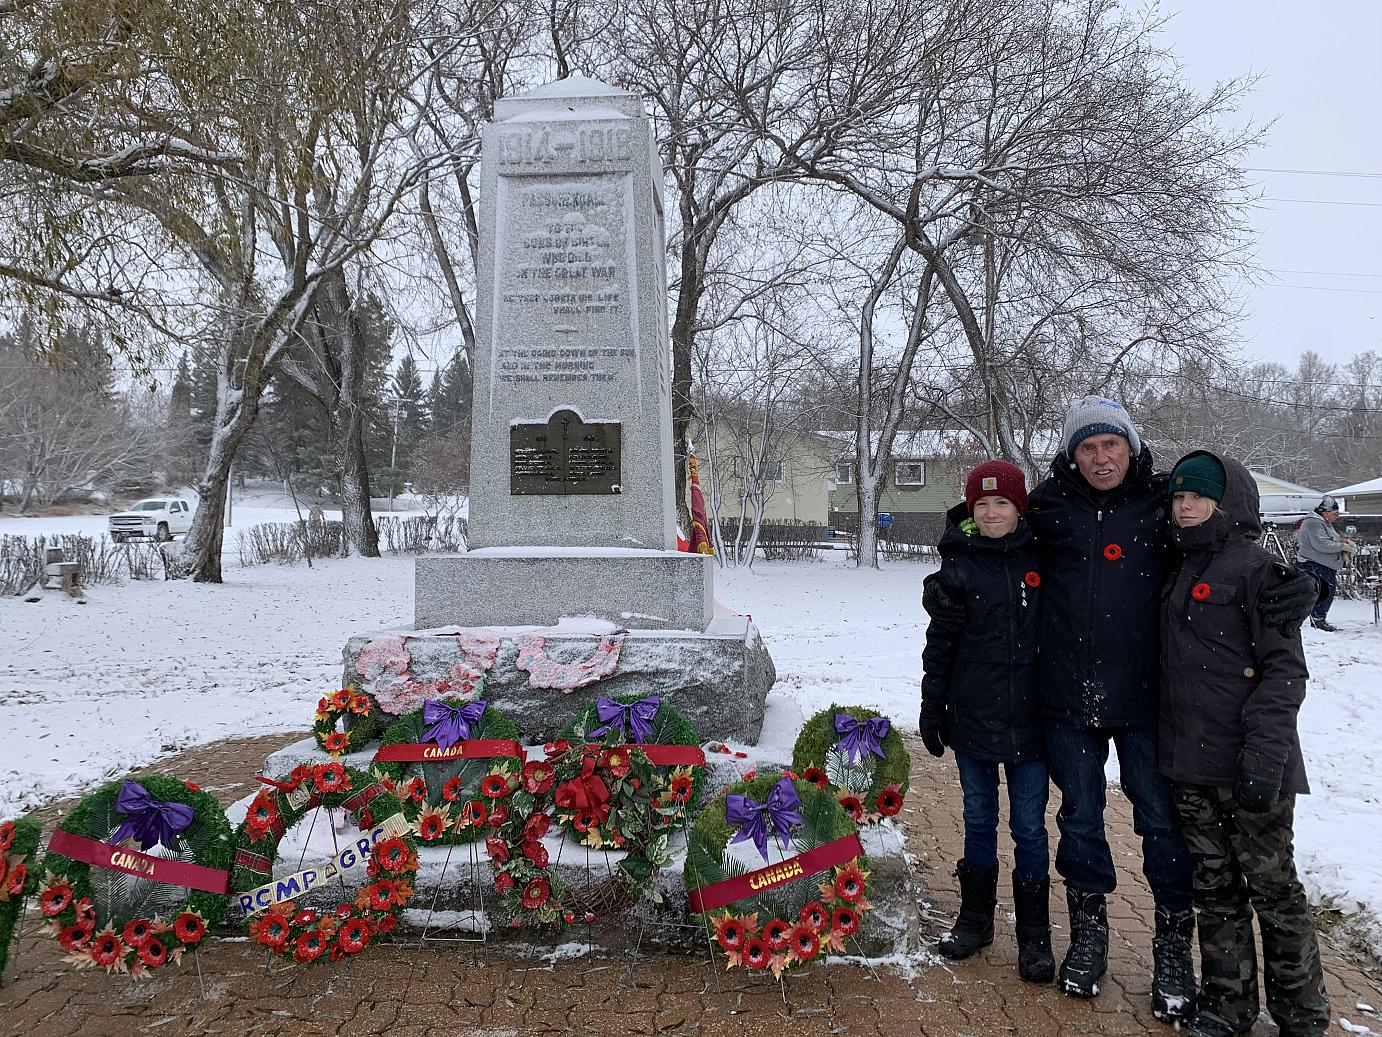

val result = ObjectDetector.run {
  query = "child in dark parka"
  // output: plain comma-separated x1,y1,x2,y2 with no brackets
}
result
1161,450,1329,1037
919,460,1052,983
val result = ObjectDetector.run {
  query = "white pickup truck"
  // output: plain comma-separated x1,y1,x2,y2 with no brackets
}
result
108,498,195,543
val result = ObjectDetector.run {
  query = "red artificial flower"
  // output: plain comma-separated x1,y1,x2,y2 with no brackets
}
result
875,784,904,817
372,837,413,874
312,762,348,793
742,937,771,970
763,918,792,951
669,774,694,803
713,915,747,951
521,878,550,910
337,918,371,954
1024,571,1041,588
122,918,154,948
403,777,427,804
245,795,279,839
329,942,344,963
330,688,353,710
832,906,860,936
494,872,515,895
349,694,371,715
0,821,13,852
1103,543,1123,561
485,836,510,864
800,902,829,933
461,800,488,828
293,909,318,927
838,794,865,823
802,767,829,788
138,938,167,967
743,770,758,782
89,930,124,968
563,910,576,924
441,776,464,802
58,923,92,951
522,841,549,869
173,912,206,944
572,812,599,833
294,929,326,963
524,813,551,841
74,897,96,926
834,862,866,903
183,781,201,792
359,808,374,830
487,805,509,829
39,882,73,918
1192,582,1212,602
544,739,572,759
289,764,312,790
522,760,555,794
481,773,512,799
790,924,820,961
417,813,446,842
602,749,630,779
323,732,349,755
376,914,397,935
251,911,291,951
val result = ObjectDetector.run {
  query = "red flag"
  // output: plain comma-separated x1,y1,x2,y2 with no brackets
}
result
688,452,715,556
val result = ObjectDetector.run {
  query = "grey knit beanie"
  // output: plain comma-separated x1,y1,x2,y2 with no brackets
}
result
1062,396,1143,457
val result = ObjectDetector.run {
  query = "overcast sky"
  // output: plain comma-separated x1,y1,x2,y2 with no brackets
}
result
1158,1,1382,370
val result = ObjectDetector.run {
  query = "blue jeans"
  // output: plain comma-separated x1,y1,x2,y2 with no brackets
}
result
1044,723,1194,911
1298,559,1336,621
954,753,1051,882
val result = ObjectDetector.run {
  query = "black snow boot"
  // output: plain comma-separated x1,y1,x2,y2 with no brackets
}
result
1013,876,1055,983
937,861,997,960
1151,905,1198,1025
1059,888,1109,998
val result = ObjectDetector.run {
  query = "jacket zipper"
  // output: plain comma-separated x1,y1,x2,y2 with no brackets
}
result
1006,550,1018,759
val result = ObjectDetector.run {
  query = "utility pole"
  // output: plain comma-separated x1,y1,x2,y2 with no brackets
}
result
387,397,403,513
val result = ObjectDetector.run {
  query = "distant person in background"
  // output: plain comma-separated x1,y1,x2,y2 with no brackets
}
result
1294,496,1349,632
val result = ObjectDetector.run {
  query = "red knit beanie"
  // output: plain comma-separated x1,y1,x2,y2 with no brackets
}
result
965,460,1028,516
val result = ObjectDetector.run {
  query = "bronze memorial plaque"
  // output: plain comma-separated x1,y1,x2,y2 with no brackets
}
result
510,409,622,495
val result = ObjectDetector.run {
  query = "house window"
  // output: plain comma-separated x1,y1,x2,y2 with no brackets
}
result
895,461,926,487
834,463,853,484
761,459,785,483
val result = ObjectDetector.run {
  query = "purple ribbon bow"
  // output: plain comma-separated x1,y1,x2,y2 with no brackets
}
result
110,780,195,852
422,699,487,751
834,712,891,764
726,777,804,861
589,695,660,744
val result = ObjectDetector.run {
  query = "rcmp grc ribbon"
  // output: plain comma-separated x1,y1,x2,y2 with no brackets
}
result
46,829,230,894
725,777,804,861
109,780,195,852
833,713,891,765
421,699,487,751
589,695,660,744
687,833,864,913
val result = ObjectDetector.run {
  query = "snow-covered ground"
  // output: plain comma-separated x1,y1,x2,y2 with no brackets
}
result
1,506,1379,952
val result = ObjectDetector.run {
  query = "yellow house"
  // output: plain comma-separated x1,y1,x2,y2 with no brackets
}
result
690,423,835,525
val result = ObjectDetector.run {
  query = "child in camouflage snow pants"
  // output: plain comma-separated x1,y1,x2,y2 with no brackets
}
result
1159,451,1330,1037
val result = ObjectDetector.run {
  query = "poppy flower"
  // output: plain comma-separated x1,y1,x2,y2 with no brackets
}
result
328,942,344,963
494,872,514,894
669,774,694,804
245,792,281,837
359,808,374,829
323,732,349,755
349,695,371,715
416,811,447,842
742,937,771,970
583,911,597,923
39,882,73,917
1024,571,1041,588
441,776,464,802
544,739,572,758
832,906,860,936
89,930,125,968
137,938,167,967
331,688,353,709
791,923,820,960
802,767,829,788
183,781,201,792
294,930,326,963
74,897,96,925
763,918,792,951
58,923,92,951
480,773,512,799
522,841,549,869
487,805,509,829
461,800,488,828
1103,543,1123,561
834,861,867,903
1192,582,1212,601
172,912,206,944
572,812,599,833
312,762,348,793
485,836,510,864
875,784,904,817
713,915,747,951
520,877,550,910
337,918,371,954
376,914,398,935
563,910,576,923
602,749,630,778
122,918,154,948
372,837,413,874
289,764,312,789
524,813,551,841
837,794,865,823
800,902,829,932
0,821,13,852
521,760,555,794
403,777,427,803
293,908,318,927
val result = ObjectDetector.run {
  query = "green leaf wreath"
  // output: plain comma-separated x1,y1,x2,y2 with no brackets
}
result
1,814,41,983
791,705,910,823
312,686,382,756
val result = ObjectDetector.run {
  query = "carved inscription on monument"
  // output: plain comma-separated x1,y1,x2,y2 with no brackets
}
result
510,409,622,495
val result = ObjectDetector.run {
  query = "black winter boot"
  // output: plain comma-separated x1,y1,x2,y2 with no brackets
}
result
1152,905,1198,1025
1013,876,1055,983
937,861,997,960
1059,888,1109,998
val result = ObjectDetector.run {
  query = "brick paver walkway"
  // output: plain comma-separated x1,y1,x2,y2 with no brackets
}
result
1,732,1377,1035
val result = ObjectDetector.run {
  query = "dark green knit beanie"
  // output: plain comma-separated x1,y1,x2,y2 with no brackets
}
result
1170,453,1226,501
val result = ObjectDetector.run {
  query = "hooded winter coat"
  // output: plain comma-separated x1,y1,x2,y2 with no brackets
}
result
920,503,1044,764
1159,450,1310,795
1026,445,1170,729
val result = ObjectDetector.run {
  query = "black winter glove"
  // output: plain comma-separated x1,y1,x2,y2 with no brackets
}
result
922,573,967,626
1258,564,1325,637
1234,749,1282,814
918,698,948,758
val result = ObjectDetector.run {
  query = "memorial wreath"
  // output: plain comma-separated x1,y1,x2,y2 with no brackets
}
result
312,686,382,757
1,815,41,981
791,706,910,824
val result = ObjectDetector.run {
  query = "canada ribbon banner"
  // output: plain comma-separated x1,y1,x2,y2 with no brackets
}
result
235,812,412,915
46,829,232,894
687,833,865,913
371,739,524,763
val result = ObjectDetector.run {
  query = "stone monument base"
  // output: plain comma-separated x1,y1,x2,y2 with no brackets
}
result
415,549,714,632
345,611,774,744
